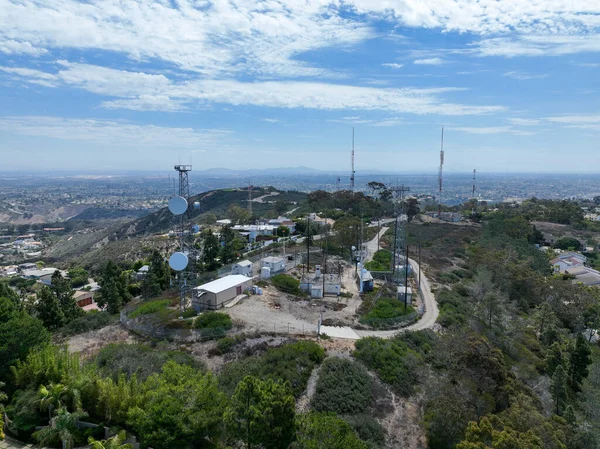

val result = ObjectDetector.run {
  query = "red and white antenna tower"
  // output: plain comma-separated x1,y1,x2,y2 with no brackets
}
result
350,127,355,191
438,127,444,218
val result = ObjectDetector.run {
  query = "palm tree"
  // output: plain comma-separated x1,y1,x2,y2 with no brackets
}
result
89,430,133,449
38,383,68,421
33,407,87,449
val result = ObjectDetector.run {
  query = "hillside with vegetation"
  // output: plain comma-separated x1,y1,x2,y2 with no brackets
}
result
2,195,600,449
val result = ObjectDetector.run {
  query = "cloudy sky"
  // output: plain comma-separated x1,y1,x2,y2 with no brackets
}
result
1,0,599,173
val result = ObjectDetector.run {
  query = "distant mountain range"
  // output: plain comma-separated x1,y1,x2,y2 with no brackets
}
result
193,166,389,177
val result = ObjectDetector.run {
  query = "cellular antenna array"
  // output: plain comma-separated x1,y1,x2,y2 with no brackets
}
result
168,164,197,315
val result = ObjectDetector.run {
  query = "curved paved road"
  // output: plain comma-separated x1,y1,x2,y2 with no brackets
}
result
322,226,439,339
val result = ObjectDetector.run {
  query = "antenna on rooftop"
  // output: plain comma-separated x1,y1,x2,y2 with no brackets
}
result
248,182,252,216
438,127,444,218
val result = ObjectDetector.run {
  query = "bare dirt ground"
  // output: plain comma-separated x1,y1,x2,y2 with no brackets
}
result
66,324,141,358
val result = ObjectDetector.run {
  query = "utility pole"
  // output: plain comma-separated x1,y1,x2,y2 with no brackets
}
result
404,245,409,310
350,127,355,191
418,242,422,290
306,216,310,273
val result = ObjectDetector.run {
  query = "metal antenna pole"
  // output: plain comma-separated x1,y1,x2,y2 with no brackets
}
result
350,127,355,191
404,245,409,310
438,127,444,218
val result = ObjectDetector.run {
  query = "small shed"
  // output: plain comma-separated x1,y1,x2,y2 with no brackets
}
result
232,260,253,277
136,265,150,281
361,270,374,292
193,275,253,310
397,286,413,305
261,256,285,274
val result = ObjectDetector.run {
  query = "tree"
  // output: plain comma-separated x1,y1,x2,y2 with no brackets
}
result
97,261,131,314
568,333,592,391
89,430,133,449
228,204,252,225
68,267,89,288
52,271,81,321
128,361,226,449
225,375,296,449
551,365,568,415
0,310,49,379
292,412,367,449
202,229,221,271
583,302,600,342
38,383,69,421
220,225,237,265
0,381,6,440
405,197,420,222
277,225,290,237
456,416,542,449
33,407,87,449
545,342,567,376
142,250,169,298
554,237,581,251
35,286,66,330
201,213,217,225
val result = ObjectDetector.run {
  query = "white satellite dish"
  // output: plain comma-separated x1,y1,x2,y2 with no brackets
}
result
168,196,188,215
169,252,188,271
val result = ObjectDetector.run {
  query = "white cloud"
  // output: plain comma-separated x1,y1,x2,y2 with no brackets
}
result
504,71,549,80
3,62,506,115
451,125,537,135
381,63,404,69
0,115,235,148
262,118,281,123
471,34,600,58
0,39,46,56
508,118,541,126
414,58,446,65
545,114,600,130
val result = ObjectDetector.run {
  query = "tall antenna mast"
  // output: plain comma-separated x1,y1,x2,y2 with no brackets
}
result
350,127,355,191
248,182,252,216
471,168,476,216
438,127,444,218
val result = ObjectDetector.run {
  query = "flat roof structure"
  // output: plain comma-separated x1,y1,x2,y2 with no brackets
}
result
194,275,252,294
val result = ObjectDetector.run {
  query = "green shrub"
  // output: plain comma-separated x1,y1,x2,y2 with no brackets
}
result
359,298,416,329
364,249,392,271
95,343,204,381
129,299,170,319
193,312,233,339
57,311,116,336
312,358,372,415
354,336,421,397
181,308,197,319
343,414,386,447
216,336,236,354
271,274,301,295
219,341,325,397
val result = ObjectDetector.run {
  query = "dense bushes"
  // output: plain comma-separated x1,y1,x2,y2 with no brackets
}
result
95,343,203,381
128,299,170,319
193,311,233,339
364,250,391,271
271,274,302,295
359,297,416,329
312,358,372,415
57,311,116,336
219,341,325,397
354,334,427,397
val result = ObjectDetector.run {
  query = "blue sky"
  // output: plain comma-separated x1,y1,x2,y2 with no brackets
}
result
0,0,599,173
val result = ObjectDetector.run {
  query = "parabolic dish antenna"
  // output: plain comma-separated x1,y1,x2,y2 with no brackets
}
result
168,196,188,215
169,252,189,271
